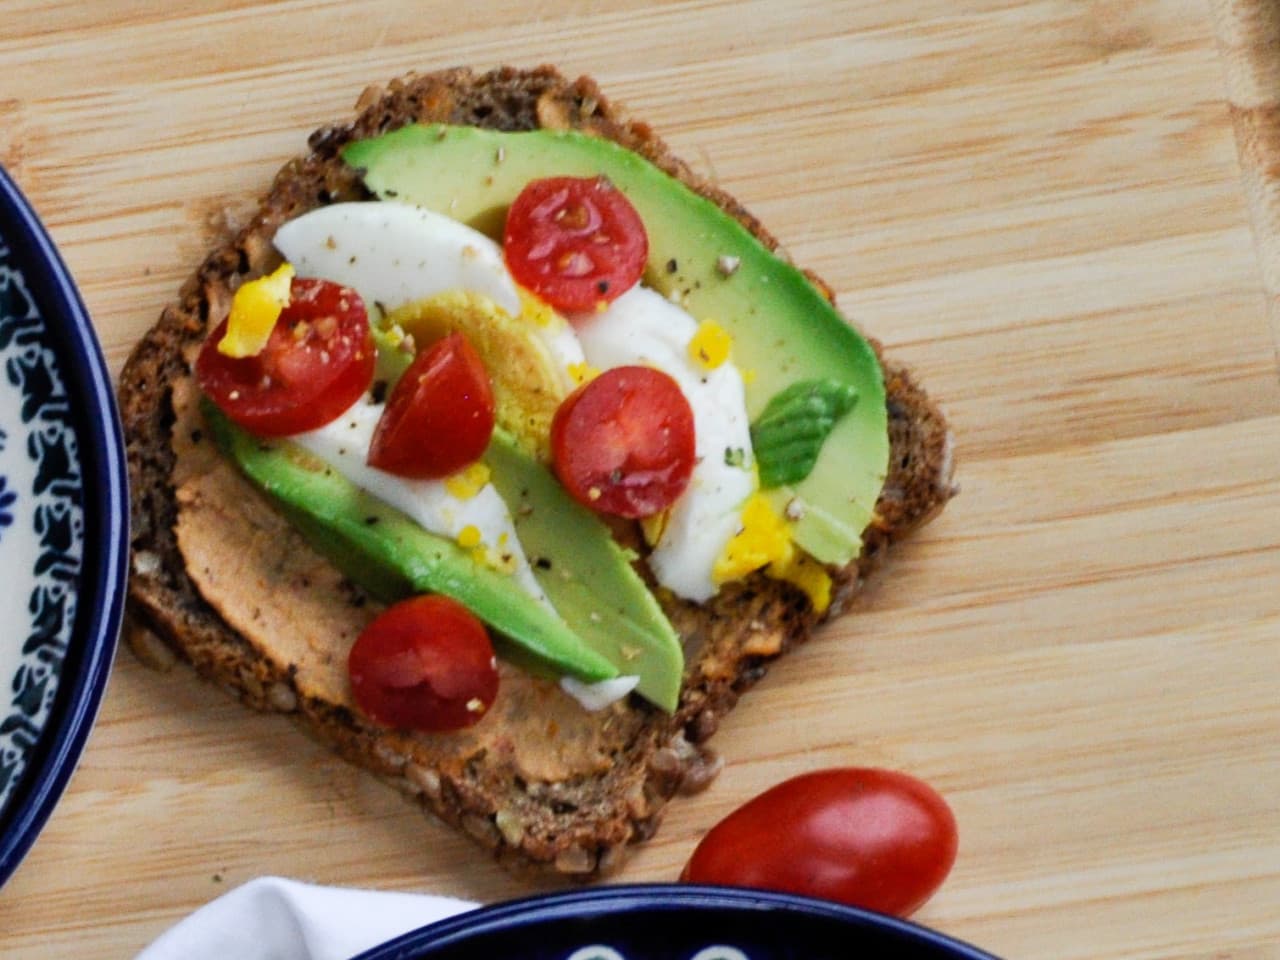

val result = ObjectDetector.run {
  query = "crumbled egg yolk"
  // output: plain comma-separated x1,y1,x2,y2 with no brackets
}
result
444,462,491,500
714,493,832,614
768,551,832,614
639,510,669,547
688,319,732,371
218,263,295,358
714,493,791,582
517,286,558,328
568,361,600,386
455,525,517,575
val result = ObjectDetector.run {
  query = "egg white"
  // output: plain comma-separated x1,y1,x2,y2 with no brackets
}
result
275,201,523,315
573,286,756,602
274,201,586,379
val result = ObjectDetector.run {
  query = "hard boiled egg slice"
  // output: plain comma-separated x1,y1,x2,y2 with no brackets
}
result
274,201,523,317
291,396,552,611
573,286,756,602
273,201,586,380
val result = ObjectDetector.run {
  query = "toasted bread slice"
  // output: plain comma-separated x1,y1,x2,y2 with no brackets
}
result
119,65,957,879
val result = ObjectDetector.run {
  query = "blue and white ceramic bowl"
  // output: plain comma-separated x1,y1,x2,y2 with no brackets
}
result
351,885,999,960
0,164,128,886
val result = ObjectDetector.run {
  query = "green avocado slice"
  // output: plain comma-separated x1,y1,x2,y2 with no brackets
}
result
342,124,889,565
203,403,619,687
484,430,684,711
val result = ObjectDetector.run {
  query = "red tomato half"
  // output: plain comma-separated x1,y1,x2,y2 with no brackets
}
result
550,365,695,518
503,175,648,313
367,333,495,479
681,768,958,918
347,595,499,732
196,277,374,437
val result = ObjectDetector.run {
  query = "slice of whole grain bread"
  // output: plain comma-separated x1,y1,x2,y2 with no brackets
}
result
119,64,957,880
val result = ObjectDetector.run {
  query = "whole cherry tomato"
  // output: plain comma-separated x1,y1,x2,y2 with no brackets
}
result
550,365,696,518
681,768,958,918
196,277,374,437
367,332,495,479
503,175,648,313
347,595,499,732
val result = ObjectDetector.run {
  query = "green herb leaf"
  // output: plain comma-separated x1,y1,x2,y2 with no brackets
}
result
750,379,858,488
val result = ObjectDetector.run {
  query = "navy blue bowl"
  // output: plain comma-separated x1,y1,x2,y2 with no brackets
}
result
0,165,128,886
351,885,999,960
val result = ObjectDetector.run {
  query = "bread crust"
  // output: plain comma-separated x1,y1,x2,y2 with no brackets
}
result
119,65,957,879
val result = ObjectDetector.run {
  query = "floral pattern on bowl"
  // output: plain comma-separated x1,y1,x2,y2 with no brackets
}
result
0,240,85,811
0,164,127,887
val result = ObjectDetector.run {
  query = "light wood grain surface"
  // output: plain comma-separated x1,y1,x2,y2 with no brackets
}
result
2,1,1279,957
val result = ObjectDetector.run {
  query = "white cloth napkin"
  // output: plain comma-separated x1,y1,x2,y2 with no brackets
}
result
135,876,477,960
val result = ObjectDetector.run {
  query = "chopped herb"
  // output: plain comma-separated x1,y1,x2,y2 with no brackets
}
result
724,446,746,468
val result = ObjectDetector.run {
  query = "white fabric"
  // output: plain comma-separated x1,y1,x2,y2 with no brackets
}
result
135,876,476,960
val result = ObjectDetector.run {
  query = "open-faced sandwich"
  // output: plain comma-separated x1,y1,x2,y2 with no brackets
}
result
120,65,957,879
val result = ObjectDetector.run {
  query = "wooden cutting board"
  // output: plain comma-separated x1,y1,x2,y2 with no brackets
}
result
2,1,1278,958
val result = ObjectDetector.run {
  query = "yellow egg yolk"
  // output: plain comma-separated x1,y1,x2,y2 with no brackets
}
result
218,263,295,358
688,319,732,371
714,493,832,614
444,462,491,500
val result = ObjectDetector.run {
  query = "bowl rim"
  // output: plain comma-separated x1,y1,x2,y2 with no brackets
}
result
0,164,129,887
351,883,1000,960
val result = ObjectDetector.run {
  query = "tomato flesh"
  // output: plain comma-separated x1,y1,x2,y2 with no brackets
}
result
550,365,695,518
196,277,375,437
368,332,495,479
347,595,499,732
680,768,958,917
503,176,648,313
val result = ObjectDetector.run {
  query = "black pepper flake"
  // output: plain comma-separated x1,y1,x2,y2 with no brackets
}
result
370,379,388,404
597,280,610,295
384,188,399,197
666,258,678,273
534,556,553,570
190,428,203,444
364,516,380,525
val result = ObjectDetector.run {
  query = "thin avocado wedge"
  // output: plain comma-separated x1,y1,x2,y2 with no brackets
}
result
203,403,618,687
485,430,684,711
343,124,889,565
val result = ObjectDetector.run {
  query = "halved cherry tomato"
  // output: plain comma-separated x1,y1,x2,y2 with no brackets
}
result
367,332,495,479
680,768,958,918
347,595,499,732
196,277,374,437
503,175,648,313
550,365,695,518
